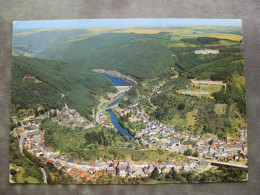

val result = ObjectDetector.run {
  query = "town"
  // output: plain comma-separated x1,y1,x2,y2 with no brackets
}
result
11,83,248,182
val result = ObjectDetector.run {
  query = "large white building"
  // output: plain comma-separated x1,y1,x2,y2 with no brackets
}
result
194,49,219,54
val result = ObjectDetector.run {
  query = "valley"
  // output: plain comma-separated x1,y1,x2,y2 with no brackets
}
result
10,22,247,184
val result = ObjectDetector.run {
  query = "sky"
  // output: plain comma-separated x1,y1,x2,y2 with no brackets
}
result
13,18,242,29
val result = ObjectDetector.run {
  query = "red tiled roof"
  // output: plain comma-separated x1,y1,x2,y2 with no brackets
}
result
85,174,93,179
95,172,102,177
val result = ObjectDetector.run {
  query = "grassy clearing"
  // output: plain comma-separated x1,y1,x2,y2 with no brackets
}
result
176,82,223,99
120,28,172,34
100,100,113,110
233,75,245,91
205,33,243,42
12,165,41,183
214,104,227,115
186,109,198,126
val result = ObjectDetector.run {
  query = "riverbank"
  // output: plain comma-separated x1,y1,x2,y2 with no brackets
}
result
93,71,135,139
107,109,134,139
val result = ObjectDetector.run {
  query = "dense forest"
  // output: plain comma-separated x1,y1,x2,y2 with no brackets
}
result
120,35,246,139
11,56,116,119
41,118,185,162
150,165,247,183
36,33,178,80
11,26,246,139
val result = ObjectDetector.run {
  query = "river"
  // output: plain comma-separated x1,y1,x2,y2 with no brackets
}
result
29,49,45,58
104,74,134,139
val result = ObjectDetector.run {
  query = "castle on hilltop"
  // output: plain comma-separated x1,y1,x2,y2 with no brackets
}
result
54,103,86,125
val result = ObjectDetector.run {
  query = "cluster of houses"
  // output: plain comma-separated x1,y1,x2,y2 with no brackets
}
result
170,129,248,161
116,108,141,123
99,111,112,128
11,92,247,182
13,111,217,182
124,99,248,164
23,114,36,121
148,82,165,97
14,123,212,181
116,108,132,117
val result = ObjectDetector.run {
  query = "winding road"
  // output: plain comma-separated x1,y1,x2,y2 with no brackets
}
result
19,136,24,155
96,100,107,125
136,107,149,122
40,168,47,184
95,97,122,124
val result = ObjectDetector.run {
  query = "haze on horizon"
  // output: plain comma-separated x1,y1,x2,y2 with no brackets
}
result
13,18,242,30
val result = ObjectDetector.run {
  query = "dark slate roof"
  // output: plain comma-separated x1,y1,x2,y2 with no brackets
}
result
27,126,37,130
95,162,106,167
117,163,128,170
126,164,132,172
169,138,180,147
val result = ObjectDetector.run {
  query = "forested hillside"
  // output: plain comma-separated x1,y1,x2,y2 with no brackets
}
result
11,56,116,119
36,33,177,80
11,26,246,139
120,35,246,139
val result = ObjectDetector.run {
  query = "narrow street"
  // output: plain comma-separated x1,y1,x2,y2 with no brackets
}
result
84,123,95,129
95,99,108,124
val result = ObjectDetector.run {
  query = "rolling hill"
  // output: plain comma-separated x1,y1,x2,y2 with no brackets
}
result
11,26,246,138
36,33,177,80
11,56,116,119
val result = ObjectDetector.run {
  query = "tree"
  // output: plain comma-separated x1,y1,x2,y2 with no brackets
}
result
193,151,199,157
10,122,18,131
184,149,192,156
167,167,178,181
178,103,185,110
151,167,160,180
10,169,17,175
